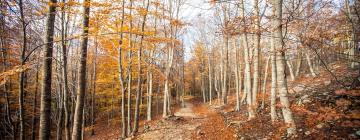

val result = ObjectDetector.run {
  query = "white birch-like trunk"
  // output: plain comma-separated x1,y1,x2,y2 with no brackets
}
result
271,0,296,135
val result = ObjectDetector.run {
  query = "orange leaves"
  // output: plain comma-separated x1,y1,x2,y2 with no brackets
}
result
137,7,148,16
210,0,217,5
335,89,360,96
0,64,32,86
170,19,185,27
145,37,180,44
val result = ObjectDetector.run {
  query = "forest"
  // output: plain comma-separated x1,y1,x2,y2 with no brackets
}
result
0,0,359,139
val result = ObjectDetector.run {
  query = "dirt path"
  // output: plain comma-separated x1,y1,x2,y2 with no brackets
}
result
135,100,236,140
136,101,201,140
174,102,197,118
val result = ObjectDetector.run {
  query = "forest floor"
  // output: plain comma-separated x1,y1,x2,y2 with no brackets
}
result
86,62,360,140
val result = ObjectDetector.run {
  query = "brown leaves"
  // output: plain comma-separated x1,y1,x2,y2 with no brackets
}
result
335,89,360,96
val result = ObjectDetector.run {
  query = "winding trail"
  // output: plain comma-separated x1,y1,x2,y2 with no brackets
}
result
136,99,236,140
136,101,201,140
174,102,197,118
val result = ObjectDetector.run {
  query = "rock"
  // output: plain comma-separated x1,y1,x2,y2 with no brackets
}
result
324,81,331,86
297,95,312,105
349,134,357,138
305,131,311,135
356,130,360,136
233,134,238,138
196,130,204,135
293,85,305,93
144,125,150,132
303,99,312,104
322,92,329,96
316,123,325,129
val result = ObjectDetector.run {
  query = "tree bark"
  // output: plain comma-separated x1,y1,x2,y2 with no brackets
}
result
31,59,40,140
295,51,302,77
147,50,154,121
271,0,296,135
252,0,261,108
240,0,255,119
18,1,27,139
305,51,316,77
126,0,134,135
60,0,71,139
39,0,57,139
163,47,174,117
133,0,150,133
235,38,240,111
208,51,213,105
90,38,97,135
71,0,90,139
261,56,270,109
286,58,295,81
118,0,127,137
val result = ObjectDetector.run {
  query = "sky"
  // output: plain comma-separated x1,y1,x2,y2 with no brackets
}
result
178,0,215,61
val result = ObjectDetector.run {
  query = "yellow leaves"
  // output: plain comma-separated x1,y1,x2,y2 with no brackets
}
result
91,2,112,7
57,2,66,8
67,0,80,6
145,37,180,44
0,64,32,86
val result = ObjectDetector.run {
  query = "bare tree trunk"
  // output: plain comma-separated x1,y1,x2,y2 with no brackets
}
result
208,52,213,105
118,0,127,138
147,51,154,121
56,78,64,140
345,0,357,68
71,0,90,139
147,4,157,119
31,60,40,140
295,51,302,77
238,57,243,105
127,72,132,135
18,1,27,139
305,51,316,77
201,74,206,103
90,39,98,136
252,0,261,108
126,0,134,135
270,43,277,122
110,79,115,125
163,47,174,117
286,58,295,81
118,46,127,137
222,37,229,104
56,49,65,140
214,69,220,103
181,46,185,107
235,38,240,111
240,0,255,119
261,56,270,109
60,0,71,139
81,107,85,140
271,0,296,135
133,0,150,133
220,42,224,105
39,0,57,139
